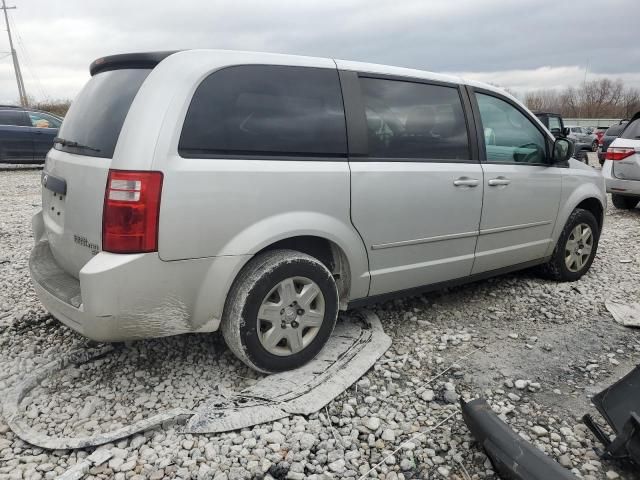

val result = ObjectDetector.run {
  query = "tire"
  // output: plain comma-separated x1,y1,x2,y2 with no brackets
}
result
611,194,639,210
537,208,600,282
221,249,339,373
578,149,589,163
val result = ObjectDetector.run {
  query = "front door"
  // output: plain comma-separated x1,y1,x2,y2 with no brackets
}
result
346,73,483,296
470,90,563,274
27,111,61,160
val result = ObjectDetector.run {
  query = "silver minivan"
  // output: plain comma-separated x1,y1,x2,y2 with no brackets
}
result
30,50,606,373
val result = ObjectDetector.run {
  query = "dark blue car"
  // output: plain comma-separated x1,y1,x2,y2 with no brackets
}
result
0,105,63,164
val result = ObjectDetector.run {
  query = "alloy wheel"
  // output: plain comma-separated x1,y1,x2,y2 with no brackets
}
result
257,276,325,356
565,223,593,272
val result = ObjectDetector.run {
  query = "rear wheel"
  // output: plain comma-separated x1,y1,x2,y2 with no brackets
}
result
537,208,599,281
611,194,640,210
221,249,339,373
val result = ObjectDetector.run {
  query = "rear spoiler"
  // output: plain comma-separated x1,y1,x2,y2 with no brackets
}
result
89,51,178,76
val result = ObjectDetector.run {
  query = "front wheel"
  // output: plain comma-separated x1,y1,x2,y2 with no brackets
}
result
537,208,600,281
221,249,339,373
611,194,639,210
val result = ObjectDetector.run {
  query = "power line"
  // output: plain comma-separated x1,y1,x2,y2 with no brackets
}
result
9,13,48,100
1,0,27,106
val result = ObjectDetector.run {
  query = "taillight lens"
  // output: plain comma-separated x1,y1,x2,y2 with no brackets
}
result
605,147,636,161
103,169,163,253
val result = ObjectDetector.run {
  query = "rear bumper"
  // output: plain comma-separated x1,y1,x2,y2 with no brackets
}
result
602,160,640,196
30,213,250,342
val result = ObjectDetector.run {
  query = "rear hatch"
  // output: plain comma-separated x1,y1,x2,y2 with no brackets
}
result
42,67,152,278
611,117,640,181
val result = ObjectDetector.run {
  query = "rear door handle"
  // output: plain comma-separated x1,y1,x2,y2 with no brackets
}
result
488,177,511,186
453,177,479,187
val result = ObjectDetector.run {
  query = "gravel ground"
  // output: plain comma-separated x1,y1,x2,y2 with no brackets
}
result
1,157,639,480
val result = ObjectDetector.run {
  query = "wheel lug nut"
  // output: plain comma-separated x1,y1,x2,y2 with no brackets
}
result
297,309,304,315
291,321,299,328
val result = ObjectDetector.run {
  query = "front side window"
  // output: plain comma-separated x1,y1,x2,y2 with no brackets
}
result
179,65,347,157
359,77,470,160
476,93,547,164
28,111,61,129
0,110,28,127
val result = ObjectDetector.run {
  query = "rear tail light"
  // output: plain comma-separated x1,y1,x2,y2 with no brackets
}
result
605,147,636,161
103,169,163,253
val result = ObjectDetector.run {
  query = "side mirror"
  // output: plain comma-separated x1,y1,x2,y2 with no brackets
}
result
552,138,573,163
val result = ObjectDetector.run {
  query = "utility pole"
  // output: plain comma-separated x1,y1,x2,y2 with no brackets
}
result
1,0,27,106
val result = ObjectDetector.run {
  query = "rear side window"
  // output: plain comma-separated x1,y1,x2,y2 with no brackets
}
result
0,110,29,127
55,69,151,158
179,65,347,157
621,118,640,139
359,77,470,160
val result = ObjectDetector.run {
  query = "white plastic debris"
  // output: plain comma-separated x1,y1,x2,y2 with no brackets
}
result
606,301,640,328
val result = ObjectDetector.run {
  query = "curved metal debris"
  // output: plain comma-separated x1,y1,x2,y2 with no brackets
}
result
186,309,391,433
3,345,192,450
3,309,390,448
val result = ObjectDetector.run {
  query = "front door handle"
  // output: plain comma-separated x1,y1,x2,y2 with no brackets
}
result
453,177,479,187
488,177,511,186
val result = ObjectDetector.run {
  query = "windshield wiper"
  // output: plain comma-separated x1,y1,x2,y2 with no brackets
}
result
53,137,101,153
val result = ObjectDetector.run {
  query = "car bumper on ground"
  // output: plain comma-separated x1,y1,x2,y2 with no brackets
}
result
602,160,640,196
30,212,249,342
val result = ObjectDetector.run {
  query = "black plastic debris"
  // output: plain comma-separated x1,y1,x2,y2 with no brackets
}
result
461,398,577,480
583,364,640,467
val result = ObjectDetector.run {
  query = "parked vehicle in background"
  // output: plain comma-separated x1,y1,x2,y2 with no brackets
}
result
533,111,568,138
566,126,597,161
533,112,591,163
598,121,629,166
602,113,640,209
30,50,606,373
594,126,609,145
0,105,62,164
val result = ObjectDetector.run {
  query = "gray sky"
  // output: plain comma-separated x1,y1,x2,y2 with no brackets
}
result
1,0,639,104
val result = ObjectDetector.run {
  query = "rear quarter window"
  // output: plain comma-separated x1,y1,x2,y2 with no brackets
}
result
55,69,151,158
620,118,640,139
179,65,347,157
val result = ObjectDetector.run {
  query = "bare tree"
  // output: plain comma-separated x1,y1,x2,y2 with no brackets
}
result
523,78,640,119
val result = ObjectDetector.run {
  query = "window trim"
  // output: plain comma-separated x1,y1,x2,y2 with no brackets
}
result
467,86,557,167
177,64,349,161
344,72,479,163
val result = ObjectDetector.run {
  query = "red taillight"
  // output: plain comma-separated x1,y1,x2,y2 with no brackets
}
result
605,147,636,161
102,169,163,253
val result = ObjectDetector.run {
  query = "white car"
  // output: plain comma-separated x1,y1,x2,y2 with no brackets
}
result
30,50,606,372
602,113,640,209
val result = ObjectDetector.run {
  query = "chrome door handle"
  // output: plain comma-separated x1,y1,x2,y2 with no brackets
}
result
488,177,511,186
453,177,479,187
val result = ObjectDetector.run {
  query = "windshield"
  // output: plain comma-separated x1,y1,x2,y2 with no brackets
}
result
55,69,151,158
